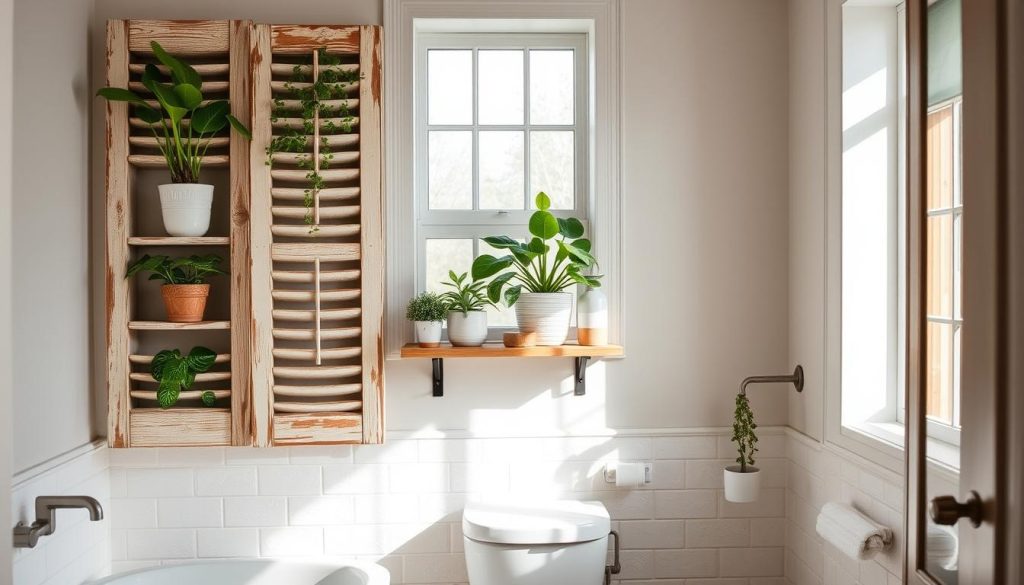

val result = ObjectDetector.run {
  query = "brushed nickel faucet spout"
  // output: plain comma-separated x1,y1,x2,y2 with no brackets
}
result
13,496,104,548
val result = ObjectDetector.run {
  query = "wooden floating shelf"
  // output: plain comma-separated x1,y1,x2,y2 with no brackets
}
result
128,236,230,246
129,154,229,168
400,343,624,359
400,343,624,397
128,320,231,331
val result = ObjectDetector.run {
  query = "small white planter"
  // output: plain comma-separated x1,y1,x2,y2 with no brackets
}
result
723,465,761,503
414,321,443,348
447,310,487,347
159,183,214,237
515,292,573,346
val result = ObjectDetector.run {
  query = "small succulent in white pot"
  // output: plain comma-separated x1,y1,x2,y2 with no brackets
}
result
724,393,761,503
406,292,447,348
472,192,602,346
97,41,251,237
440,271,493,347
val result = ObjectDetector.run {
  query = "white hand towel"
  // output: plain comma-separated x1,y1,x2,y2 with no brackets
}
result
815,502,893,560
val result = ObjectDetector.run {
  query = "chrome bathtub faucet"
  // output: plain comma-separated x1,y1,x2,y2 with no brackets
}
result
13,495,104,548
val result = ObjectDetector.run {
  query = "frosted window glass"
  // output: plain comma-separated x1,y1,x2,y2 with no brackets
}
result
428,50,473,125
479,50,524,125
428,131,473,210
529,131,575,209
479,131,525,210
529,50,575,125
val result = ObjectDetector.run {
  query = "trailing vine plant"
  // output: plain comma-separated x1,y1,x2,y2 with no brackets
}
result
265,48,360,234
731,393,758,472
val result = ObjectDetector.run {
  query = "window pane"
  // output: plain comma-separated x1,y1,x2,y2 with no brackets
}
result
926,321,953,424
428,50,473,125
927,214,953,318
953,212,962,320
425,239,473,297
529,50,575,125
479,131,525,210
428,131,473,209
529,131,575,210
926,106,953,210
479,50,524,125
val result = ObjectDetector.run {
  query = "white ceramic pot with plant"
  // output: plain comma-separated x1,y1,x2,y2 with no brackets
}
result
406,291,447,348
440,271,492,347
97,41,252,237
472,192,602,346
724,393,761,503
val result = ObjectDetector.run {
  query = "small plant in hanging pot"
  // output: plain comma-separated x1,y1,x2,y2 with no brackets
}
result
126,254,226,323
97,41,251,237
440,271,493,347
724,392,761,503
472,192,602,346
406,292,448,348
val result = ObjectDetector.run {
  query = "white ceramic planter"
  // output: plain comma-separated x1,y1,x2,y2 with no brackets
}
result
159,183,214,237
577,287,608,346
414,320,443,348
447,310,488,347
723,465,761,503
515,292,573,346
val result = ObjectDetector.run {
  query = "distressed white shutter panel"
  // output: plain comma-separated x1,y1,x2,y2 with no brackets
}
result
250,25,385,446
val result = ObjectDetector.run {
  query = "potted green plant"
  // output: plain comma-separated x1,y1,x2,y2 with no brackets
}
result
150,346,218,409
126,254,226,323
406,291,448,348
472,192,602,346
724,392,761,502
439,271,493,347
97,41,251,237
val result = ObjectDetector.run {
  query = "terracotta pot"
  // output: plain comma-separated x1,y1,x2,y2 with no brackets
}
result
161,284,211,323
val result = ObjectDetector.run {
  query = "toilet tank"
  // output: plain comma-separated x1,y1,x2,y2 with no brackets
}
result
462,501,610,585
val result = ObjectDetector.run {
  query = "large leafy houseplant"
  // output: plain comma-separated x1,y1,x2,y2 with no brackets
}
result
150,346,218,409
126,254,226,323
97,41,251,184
471,192,601,306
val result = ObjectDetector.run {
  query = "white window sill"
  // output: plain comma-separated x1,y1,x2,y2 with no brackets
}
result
844,419,961,473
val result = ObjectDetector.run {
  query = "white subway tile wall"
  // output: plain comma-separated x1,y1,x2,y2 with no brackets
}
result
784,431,905,585
107,430,789,584
11,445,111,585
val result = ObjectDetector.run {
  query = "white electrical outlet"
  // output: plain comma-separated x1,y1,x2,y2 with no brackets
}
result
603,462,653,484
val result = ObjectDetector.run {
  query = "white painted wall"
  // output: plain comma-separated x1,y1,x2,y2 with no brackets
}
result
88,0,794,434
787,0,827,441
12,0,96,473
1,0,16,578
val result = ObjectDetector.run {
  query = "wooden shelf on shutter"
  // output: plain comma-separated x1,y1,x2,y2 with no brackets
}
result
128,236,230,246
400,343,624,398
128,320,231,331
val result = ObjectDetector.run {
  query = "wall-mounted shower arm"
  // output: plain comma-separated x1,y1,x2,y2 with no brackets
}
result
739,365,804,396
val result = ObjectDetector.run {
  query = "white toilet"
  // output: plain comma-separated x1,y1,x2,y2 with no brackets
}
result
462,500,610,585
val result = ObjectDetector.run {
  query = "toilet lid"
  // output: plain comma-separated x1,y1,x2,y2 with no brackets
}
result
462,500,610,544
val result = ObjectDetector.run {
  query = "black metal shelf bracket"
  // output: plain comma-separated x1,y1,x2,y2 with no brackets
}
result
432,358,444,397
428,355,595,397
574,356,591,396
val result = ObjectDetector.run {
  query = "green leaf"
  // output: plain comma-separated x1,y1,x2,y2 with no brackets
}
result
134,104,163,125
173,83,203,110
226,114,252,140
96,87,146,104
526,237,549,255
504,285,523,306
557,217,584,239
201,391,217,407
471,254,514,280
186,346,217,372
157,375,182,409
147,81,188,126
558,240,597,267
142,63,162,87
150,349,179,380
151,41,202,88
482,236,521,249
486,272,516,303
535,191,551,211
191,100,230,134
573,238,592,253
528,210,559,240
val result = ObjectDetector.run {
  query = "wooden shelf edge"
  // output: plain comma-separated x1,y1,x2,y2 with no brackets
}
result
128,236,230,246
129,320,231,331
399,343,624,359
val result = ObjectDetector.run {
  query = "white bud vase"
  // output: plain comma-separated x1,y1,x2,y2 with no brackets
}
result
577,287,608,346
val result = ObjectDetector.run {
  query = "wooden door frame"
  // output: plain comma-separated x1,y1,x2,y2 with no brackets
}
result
0,0,13,580
905,0,1017,582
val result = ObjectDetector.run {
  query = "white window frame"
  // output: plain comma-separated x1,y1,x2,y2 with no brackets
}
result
384,0,623,358
825,0,961,472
